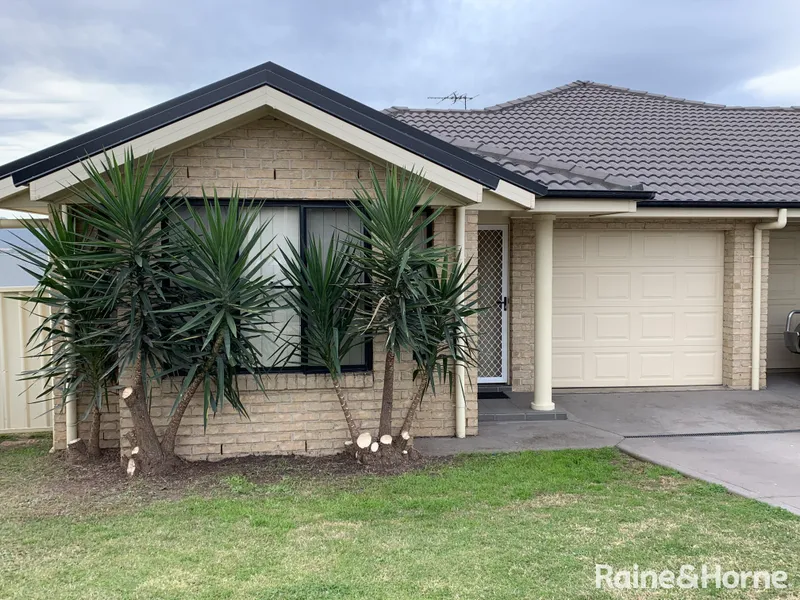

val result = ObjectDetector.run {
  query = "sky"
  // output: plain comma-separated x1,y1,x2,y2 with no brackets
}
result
1,0,800,166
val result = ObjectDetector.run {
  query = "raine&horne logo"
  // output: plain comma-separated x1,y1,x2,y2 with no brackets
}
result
595,564,789,590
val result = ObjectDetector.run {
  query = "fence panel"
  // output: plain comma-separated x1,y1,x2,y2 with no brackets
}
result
0,288,52,434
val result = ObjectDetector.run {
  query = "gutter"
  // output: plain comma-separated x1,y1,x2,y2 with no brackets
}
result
543,189,656,200
639,200,800,209
751,209,788,390
454,206,467,438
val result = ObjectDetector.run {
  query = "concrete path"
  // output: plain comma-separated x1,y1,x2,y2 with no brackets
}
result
415,373,800,514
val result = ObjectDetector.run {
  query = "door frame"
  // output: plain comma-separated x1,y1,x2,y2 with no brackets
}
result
477,224,509,384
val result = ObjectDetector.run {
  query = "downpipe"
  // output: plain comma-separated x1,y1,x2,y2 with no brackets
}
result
454,206,467,438
751,209,787,390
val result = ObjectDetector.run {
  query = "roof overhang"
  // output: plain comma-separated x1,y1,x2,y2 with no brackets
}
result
0,62,539,209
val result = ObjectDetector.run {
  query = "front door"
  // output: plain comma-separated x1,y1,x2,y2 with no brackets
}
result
477,225,509,383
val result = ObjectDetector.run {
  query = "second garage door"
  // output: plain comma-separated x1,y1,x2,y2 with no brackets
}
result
767,230,800,370
552,229,724,387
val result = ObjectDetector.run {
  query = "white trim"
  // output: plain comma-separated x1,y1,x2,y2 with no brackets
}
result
264,88,491,204
0,177,19,201
22,83,538,208
30,88,272,201
532,216,555,410
605,207,782,219
477,224,509,384
531,198,636,214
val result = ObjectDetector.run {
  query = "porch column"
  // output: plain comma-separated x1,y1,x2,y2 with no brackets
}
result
532,215,555,410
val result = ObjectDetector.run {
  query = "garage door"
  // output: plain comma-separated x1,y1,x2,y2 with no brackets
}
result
767,230,800,370
552,230,724,387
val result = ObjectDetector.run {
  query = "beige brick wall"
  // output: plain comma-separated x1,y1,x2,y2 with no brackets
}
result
53,114,478,454
508,218,768,392
158,114,380,200
52,391,119,449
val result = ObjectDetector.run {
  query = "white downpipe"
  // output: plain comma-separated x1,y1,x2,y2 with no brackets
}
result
454,206,467,438
532,215,555,410
64,308,78,443
61,204,78,444
751,209,787,391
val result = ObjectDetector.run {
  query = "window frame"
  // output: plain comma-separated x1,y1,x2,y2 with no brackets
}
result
183,198,374,374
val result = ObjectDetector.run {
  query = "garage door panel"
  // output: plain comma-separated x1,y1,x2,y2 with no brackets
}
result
553,347,722,387
553,230,723,387
554,269,722,306
553,307,720,348
768,230,800,370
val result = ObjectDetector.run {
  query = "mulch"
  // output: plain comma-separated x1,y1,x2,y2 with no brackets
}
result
3,442,452,518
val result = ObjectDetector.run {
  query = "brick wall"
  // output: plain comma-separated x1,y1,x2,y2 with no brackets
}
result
53,114,478,454
508,218,767,392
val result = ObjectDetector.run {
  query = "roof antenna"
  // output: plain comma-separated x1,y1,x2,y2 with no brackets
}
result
427,92,479,109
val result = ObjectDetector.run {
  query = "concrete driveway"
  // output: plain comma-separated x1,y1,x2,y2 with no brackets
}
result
416,373,800,514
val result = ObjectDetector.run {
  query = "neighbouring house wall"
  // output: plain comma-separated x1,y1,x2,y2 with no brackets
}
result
53,114,478,456
509,218,768,392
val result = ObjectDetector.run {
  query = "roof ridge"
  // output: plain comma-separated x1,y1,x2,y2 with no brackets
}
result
482,81,588,110
388,80,800,114
447,137,644,190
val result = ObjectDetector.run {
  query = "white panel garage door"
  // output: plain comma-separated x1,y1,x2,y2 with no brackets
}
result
767,230,800,370
552,230,724,387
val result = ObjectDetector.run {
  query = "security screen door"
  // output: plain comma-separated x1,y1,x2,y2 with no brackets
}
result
477,225,509,383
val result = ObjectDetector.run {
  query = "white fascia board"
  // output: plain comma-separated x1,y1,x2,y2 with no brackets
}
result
26,82,533,206
0,176,21,201
607,207,780,219
29,88,273,202
263,87,486,203
0,187,43,213
477,190,534,211
491,180,535,209
529,198,636,214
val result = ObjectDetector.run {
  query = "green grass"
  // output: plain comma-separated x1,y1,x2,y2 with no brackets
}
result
1,441,798,599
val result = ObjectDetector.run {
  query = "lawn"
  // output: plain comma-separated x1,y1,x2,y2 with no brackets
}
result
1,438,798,599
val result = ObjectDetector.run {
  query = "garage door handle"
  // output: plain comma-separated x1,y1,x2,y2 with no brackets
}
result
496,296,508,311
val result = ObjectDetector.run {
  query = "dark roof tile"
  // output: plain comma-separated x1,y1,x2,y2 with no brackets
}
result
389,81,800,204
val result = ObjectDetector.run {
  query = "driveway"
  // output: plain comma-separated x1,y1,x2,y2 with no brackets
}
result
416,373,800,514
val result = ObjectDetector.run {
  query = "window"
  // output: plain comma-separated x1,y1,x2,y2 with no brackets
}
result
185,200,371,373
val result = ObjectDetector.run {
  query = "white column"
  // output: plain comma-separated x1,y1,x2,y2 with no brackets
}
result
532,215,555,410
454,206,467,437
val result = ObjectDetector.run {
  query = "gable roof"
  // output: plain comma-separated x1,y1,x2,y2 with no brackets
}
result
0,62,547,198
388,81,800,206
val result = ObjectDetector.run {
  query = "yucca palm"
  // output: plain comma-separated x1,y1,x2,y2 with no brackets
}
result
349,166,446,438
14,150,285,473
398,255,480,446
9,205,116,457
162,191,284,454
68,149,181,468
279,235,364,444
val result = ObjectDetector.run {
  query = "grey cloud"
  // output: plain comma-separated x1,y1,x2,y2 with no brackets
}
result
1,0,800,162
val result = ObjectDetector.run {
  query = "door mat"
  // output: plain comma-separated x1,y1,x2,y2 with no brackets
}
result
478,391,509,400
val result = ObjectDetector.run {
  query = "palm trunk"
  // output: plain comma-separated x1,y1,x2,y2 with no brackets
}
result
123,354,164,471
331,373,360,444
160,333,225,455
378,350,395,438
88,405,102,458
398,371,429,449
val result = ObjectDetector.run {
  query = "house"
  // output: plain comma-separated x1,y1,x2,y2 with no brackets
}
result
1,63,798,459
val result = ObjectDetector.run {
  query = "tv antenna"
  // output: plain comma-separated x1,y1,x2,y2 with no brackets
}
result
427,91,479,109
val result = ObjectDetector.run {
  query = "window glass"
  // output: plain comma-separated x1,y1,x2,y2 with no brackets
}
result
251,207,301,368
305,207,365,367
176,202,370,372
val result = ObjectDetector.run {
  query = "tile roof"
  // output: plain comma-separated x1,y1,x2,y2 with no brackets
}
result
387,81,800,205
439,136,645,192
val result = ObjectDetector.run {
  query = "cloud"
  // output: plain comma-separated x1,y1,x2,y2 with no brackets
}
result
742,65,800,105
1,0,800,165
0,67,169,164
